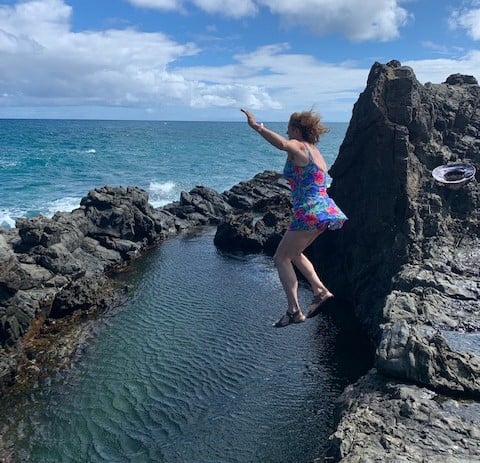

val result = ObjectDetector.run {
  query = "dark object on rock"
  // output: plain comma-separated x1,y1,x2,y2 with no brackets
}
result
445,168,466,181
444,73,478,85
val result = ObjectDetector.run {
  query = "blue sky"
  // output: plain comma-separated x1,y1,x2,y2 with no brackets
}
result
0,0,479,121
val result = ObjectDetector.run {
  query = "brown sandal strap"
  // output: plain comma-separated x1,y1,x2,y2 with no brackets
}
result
311,294,324,305
274,310,304,327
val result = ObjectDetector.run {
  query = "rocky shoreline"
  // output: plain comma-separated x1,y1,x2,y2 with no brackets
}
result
1,60,479,461
0,172,291,392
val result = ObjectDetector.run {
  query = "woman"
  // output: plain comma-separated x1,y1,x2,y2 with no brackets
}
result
240,108,347,327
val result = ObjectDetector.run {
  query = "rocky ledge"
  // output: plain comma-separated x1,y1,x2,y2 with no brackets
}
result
319,61,480,462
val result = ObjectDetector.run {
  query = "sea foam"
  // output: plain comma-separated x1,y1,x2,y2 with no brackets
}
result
47,197,82,216
0,196,82,229
0,209,17,229
148,181,177,207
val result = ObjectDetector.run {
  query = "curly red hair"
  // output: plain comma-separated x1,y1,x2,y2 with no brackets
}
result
288,110,328,144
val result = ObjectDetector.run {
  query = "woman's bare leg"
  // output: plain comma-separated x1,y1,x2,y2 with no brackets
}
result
292,253,330,297
273,229,333,323
274,229,325,313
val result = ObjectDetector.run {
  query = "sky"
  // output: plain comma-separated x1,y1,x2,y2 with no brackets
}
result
0,0,479,122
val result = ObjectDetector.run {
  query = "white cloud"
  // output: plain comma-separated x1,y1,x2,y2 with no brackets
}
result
0,2,180,106
0,0,272,111
193,0,257,18
175,43,369,117
449,3,480,40
405,50,480,85
0,0,71,42
128,0,257,18
189,82,279,109
259,0,410,41
0,0,478,122
128,0,409,40
420,41,449,55
128,0,182,11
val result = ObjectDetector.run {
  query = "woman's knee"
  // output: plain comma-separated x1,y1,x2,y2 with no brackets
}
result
273,250,290,267
274,231,304,266
274,248,299,267
291,253,303,265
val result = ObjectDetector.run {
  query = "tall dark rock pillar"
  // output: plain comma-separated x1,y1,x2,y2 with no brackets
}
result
313,60,480,357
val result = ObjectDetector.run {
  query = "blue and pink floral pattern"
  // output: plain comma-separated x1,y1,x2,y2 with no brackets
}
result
283,147,347,231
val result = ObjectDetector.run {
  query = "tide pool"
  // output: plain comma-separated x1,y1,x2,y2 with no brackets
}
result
0,229,372,462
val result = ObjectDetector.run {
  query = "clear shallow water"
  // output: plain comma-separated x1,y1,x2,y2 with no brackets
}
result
0,120,347,228
1,229,372,463
0,119,366,462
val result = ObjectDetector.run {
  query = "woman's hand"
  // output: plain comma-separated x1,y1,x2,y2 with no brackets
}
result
241,108,292,153
240,108,258,129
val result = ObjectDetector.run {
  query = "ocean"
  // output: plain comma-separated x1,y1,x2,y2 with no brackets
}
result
0,120,373,462
0,120,347,228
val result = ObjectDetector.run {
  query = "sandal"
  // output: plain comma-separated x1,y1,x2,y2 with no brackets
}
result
306,292,334,319
273,310,306,328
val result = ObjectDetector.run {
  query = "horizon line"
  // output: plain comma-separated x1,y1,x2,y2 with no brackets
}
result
0,117,349,123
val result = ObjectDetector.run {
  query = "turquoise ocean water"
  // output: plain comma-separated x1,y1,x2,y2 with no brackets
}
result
0,120,347,227
0,120,373,462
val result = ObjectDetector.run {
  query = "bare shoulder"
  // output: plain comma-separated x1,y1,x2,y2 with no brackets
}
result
286,140,308,163
286,139,304,152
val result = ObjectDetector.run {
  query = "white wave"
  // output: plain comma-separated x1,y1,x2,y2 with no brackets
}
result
148,181,177,207
149,181,176,194
85,149,96,154
1,197,81,229
0,160,17,168
0,209,17,229
46,196,82,216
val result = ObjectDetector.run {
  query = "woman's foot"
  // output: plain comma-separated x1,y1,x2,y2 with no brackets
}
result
273,310,306,328
306,291,334,318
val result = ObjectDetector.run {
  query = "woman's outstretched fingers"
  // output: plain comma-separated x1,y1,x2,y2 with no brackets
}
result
241,108,257,128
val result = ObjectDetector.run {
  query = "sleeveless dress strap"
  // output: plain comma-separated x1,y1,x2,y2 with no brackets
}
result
303,143,314,163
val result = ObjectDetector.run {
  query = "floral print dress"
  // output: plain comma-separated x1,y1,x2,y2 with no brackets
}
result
283,145,348,232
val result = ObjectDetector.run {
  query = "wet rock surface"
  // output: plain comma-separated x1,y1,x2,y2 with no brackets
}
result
326,370,480,462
